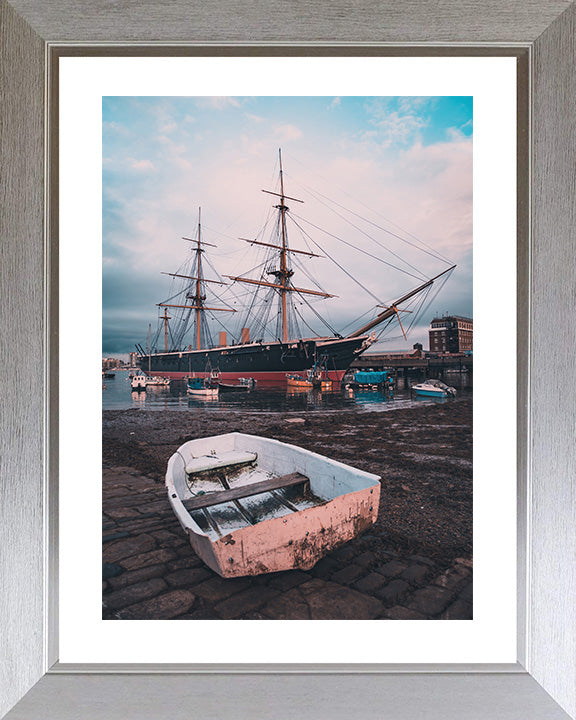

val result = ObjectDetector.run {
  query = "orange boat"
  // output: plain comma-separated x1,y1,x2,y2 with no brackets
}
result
286,374,313,388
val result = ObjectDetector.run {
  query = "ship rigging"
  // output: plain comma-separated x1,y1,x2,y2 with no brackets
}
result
137,150,456,385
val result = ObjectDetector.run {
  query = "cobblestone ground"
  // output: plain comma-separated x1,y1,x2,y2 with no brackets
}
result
102,466,472,620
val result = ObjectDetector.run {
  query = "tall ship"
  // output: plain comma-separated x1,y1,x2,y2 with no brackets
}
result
136,151,456,386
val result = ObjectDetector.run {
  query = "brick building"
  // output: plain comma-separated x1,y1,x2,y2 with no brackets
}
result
102,356,121,370
429,316,473,353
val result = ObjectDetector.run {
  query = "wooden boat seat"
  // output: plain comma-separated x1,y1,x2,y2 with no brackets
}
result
185,450,257,475
183,472,309,512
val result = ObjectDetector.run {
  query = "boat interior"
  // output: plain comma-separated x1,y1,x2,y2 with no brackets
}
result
181,455,322,540
168,433,377,542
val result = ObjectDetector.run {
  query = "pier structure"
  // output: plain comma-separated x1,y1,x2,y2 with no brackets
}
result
350,352,473,389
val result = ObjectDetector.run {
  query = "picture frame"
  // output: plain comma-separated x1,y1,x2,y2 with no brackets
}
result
1,1,574,718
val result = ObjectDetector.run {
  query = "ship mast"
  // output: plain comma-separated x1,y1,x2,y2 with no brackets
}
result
195,208,204,350
225,149,334,343
278,149,290,342
161,308,171,351
158,209,235,350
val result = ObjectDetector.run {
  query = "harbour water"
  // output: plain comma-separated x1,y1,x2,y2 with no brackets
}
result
102,368,472,412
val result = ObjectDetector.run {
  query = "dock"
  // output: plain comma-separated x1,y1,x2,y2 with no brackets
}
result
351,352,473,387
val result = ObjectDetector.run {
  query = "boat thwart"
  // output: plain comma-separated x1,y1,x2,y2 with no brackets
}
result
166,432,381,577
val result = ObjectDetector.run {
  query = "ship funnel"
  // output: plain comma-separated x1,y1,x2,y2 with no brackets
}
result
241,327,250,344
219,331,227,347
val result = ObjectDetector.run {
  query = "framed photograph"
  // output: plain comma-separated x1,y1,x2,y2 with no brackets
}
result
1,2,575,719
66,56,506,662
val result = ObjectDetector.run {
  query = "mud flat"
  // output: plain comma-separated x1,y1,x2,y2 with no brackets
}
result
102,398,472,620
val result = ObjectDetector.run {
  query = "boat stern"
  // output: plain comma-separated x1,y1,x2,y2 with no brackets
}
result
191,482,380,578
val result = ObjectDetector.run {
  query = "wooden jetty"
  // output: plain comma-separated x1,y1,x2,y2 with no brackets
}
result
351,351,473,387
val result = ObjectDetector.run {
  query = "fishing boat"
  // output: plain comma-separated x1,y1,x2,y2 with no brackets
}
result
286,374,313,389
129,371,149,390
165,432,381,577
130,325,172,389
186,377,218,397
129,370,170,390
308,357,333,389
137,151,456,386
412,380,457,398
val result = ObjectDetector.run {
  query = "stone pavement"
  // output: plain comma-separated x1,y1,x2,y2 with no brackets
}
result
102,466,472,620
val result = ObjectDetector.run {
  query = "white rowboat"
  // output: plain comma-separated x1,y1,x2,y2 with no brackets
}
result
166,432,381,577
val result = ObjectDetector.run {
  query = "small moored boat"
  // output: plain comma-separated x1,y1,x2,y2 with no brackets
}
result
217,381,250,392
238,377,256,388
166,433,381,577
130,371,170,390
186,377,218,397
146,376,171,386
286,374,313,389
412,379,457,398
308,358,333,390
130,371,149,390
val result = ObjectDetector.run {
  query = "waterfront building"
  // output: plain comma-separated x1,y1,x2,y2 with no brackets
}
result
428,316,473,354
129,351,138,367
102,357,121,370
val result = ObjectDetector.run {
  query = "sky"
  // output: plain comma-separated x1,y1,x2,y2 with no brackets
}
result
102,96,472,355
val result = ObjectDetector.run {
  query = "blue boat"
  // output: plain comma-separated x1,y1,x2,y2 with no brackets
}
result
411,380,456,398
354,370,390,385
187,377,218,397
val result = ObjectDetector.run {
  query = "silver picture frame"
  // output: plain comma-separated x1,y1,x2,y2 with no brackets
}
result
1,1,575,717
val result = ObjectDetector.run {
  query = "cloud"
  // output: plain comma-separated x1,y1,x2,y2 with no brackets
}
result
102,97,472,353
364,98,429,149
273,124,303,142
195,97,242,110
397,96,436,114
103,120,130,137
129,158,155,171
328,97,341,110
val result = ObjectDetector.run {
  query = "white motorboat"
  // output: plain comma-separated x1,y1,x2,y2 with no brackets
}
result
412,379,457,398
129,370,170,390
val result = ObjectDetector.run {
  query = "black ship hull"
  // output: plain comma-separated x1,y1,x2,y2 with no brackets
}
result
139,335,371,386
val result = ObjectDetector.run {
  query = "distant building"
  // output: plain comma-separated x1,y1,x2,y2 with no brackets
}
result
429,316,473,354
128,352,139,367
102,357,121,369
